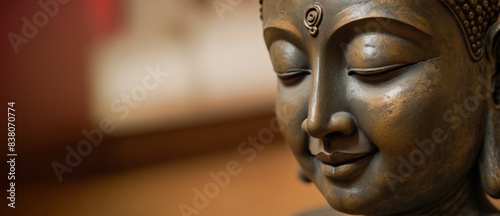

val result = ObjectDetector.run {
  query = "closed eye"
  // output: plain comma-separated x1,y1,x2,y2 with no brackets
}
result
276,69,311,80
347,62,418,77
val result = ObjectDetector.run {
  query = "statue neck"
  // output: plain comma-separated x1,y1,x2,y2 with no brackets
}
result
415,178,472,215
409,175,498,215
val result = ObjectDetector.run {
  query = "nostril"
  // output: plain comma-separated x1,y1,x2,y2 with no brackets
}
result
324,131,347,139
302,112,357,138
330,112,356,136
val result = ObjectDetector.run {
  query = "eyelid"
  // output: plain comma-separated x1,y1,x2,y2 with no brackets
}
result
348,62,418,76
276,69,311,79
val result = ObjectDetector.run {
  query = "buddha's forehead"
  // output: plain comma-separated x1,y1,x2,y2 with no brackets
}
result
262,0,439,20
262,0,444,38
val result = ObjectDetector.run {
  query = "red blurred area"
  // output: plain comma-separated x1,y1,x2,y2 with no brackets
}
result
1,1,94,149
85,0,123,37
0,0,128,185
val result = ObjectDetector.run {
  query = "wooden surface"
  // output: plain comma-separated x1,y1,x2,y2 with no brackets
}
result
10,140,500,216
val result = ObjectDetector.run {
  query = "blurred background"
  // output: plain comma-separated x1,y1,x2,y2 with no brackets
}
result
1,0,330,215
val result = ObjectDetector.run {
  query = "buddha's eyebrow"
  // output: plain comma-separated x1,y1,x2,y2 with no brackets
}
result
330,17,433,46
330,2,433,37
263,18,304,49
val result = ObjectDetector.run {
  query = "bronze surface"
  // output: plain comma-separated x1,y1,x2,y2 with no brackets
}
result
261,0,500,215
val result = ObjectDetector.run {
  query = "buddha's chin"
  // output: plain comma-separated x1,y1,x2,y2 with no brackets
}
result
311,160,412,215
313,172,388,214
319,185,396,215
320,185,382,215
316,173,451,215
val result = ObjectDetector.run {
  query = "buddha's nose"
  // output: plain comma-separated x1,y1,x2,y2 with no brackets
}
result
301,59,356,138
302,111,356,138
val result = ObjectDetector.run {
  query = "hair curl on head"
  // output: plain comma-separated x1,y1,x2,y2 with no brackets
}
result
441,0,500,60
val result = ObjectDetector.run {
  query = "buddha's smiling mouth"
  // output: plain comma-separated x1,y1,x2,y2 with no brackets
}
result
316,149,377,180
308,134,378,179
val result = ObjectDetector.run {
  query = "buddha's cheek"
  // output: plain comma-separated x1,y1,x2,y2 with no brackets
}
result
349,68,483,209
350,72,444,149
348,67,468,193
276,79,313,172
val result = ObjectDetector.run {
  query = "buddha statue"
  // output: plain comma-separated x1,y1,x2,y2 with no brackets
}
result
260,0,500,215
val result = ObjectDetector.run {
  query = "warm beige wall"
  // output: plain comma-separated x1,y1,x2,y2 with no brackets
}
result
90,0,275,136
2,0,274,147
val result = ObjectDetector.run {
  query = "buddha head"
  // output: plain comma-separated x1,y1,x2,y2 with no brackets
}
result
261,0,500,214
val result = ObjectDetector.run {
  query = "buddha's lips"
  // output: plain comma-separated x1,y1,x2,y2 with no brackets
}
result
313,149,376,166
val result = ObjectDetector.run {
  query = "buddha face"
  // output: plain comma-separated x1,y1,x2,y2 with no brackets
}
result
262,0,500,214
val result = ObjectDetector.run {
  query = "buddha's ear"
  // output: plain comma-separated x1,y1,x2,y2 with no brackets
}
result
479,22,500,199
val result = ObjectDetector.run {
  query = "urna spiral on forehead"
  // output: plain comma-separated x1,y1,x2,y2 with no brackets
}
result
260,0,500,60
